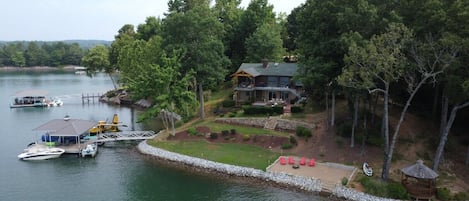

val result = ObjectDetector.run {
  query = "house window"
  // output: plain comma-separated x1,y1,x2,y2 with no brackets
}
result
267,77,278,87
280,92,289,101
269,91,276,100
279,77,290,87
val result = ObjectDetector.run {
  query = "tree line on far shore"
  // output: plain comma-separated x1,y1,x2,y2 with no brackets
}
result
0,40,110,67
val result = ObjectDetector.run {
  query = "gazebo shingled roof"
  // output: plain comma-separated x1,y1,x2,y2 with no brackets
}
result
401,159,439,179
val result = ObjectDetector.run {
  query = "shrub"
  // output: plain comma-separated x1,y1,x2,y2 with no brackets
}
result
242,105,283,115
291,106,304,113
437,187,451,201
289,136,298,145
454,192,469,200
222,99,236,108
210,133,218,139
281,143,293,149
230,129,236,135
228,112,237,117
341,177,348,186
221,130,230,136
243,134,250,141
387,182,409,199
296,126,312,138
187,128,198,136
337,122,352,137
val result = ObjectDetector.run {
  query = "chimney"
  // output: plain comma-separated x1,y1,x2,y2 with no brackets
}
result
262,58,269,68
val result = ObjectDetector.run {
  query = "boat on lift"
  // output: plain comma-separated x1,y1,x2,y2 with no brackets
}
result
17,143,65,160
81,143,98,157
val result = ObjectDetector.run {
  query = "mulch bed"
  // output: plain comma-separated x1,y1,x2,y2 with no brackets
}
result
169,126,289,149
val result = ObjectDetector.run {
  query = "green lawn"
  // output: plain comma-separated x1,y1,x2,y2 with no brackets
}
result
148,139,280,170
191,121,290,137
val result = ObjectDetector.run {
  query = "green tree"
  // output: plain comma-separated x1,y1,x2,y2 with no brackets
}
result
109,24,137,68
25,42,45,66
245,22,284,62
213,0,243,71
295,0,381,127
136,16,162,41
81,45,116,89
230,0,275,68
162,2,230,119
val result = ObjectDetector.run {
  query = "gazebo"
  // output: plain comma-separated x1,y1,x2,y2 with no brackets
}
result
401,160,439,200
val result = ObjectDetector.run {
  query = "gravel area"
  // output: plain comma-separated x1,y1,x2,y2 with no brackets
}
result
137,140,400,201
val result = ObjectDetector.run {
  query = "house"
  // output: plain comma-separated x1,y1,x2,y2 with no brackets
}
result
232,59,304,106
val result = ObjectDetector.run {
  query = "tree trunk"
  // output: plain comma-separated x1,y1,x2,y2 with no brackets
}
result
382,76,434,180
331,91,336,127
108,72,118,90
351,94,359,148
466,144,469,166
372,94,379,125
432,84,440,121
440,95,448,138
361,102,367,156
170,102,176,136
380,84,390,180
198,82,205,119
433,101,469,170
325,91,329,130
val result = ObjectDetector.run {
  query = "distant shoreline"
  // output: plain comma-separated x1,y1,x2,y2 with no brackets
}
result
0,66,77,72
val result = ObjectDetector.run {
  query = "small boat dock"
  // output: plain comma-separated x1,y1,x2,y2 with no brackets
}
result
29,118,158,156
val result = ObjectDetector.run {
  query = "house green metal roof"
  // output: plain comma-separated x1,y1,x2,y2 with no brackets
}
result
237,62,299,77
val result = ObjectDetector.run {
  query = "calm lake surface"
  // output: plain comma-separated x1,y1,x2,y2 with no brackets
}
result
0,71,324,201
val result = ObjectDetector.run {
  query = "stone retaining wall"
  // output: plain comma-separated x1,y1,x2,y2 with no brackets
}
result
215,117,316,131
137,141,399,201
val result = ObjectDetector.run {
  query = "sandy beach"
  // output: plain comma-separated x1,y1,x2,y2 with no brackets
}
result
267,156,356,186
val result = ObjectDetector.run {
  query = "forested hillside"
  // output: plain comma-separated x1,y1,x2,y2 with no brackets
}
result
0,40,111,67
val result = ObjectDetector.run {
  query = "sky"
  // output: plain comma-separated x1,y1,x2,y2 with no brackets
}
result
0,0,305,41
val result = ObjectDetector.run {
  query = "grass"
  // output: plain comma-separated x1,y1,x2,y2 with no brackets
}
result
148,139,280,170
190,121,289,137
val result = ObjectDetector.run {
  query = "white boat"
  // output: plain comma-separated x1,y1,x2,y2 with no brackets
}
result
81,143,98,157
363,162,373,176
47,98,63,107
17,143,65,160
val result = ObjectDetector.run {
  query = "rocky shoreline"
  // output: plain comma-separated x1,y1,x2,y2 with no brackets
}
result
137,140,399,201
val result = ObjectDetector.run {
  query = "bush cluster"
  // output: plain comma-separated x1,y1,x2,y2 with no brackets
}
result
290,106,304,113
296,126,312,138
281,143,293,149
222,99,236,108
242,105,283,115
187,127,198,136
210,133,218,139
243,134,250,141
289,136,298,145
221,130,230,136
359,176,409,199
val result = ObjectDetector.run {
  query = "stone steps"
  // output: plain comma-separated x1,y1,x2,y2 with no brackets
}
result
264,117,278,130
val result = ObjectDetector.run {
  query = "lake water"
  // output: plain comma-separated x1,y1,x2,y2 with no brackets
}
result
0,71,324,201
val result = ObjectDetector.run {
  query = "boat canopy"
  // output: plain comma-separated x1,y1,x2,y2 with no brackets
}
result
33,119,97,137
12,89,48,97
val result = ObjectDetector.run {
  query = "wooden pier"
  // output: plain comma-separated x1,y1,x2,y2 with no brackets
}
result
81,93,103,104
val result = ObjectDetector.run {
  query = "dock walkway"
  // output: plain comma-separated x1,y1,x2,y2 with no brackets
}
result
96,131,158,142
